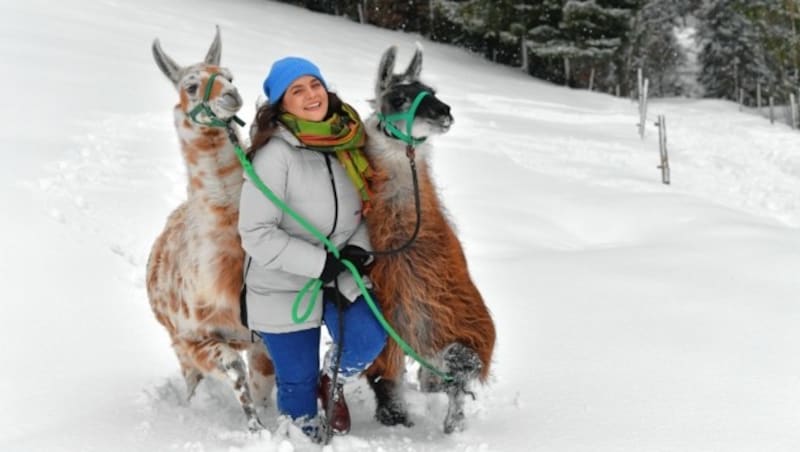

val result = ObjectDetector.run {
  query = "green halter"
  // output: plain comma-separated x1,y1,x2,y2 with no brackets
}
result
377,91,430,146
188,72,245,128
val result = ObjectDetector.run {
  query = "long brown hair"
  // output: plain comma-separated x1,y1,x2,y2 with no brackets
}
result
247,91,345,158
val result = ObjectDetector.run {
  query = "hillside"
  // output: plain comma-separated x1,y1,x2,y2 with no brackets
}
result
2,0,800,451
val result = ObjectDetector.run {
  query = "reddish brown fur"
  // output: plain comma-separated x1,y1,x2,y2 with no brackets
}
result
365,160,495,383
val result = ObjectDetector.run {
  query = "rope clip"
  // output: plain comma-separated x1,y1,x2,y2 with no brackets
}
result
405,144,416,160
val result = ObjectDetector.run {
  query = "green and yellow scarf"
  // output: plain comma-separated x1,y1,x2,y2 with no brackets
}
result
279,103,373,214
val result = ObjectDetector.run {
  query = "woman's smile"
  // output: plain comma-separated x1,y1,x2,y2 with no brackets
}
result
282,75,329,121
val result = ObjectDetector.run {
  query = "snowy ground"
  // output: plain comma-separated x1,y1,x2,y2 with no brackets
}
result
2,0,800,451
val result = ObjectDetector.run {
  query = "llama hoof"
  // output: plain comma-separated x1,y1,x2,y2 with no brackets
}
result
183,368,203,401
375,405,414,427
443,409,465,434
247,417,266,433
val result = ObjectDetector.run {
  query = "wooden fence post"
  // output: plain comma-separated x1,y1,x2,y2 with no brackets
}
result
639,78,649,139
655,115,670,185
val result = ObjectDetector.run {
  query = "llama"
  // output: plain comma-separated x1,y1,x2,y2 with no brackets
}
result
147,27,274,432
362,45,496,434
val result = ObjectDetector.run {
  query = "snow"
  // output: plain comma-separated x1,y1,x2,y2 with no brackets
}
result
3,0,800,451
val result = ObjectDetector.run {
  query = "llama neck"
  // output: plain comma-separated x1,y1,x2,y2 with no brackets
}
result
365,114,434,205
175,108,243,208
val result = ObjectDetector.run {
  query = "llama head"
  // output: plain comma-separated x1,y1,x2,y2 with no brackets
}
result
373,44,453,142
152,26,242,126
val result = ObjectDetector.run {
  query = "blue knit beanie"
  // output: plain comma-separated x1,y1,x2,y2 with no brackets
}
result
263,57,327,105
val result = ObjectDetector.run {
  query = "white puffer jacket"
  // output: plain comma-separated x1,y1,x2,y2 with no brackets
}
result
238,126,372,333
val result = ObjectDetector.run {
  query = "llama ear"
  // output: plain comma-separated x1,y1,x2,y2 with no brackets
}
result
205,25,222,66
152,38,182,86
403,43,423,80
376,45,397,95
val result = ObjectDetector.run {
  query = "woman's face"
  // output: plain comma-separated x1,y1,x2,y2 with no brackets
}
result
280,75,329,121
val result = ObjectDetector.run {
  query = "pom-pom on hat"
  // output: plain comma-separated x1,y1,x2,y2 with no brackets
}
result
263,57,327,105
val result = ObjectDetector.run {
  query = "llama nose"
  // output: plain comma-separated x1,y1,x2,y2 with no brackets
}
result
220,91,242,110
436,102,451,118
441,115,453,129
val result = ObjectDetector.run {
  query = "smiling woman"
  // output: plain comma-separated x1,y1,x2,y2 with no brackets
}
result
238,56,387,443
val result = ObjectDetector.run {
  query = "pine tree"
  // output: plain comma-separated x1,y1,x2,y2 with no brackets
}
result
528,0,633,89
745,0,800,98
697,0,770,102
362,0,429,31
452,0,542,67
526,0,568,82
625,0,687,96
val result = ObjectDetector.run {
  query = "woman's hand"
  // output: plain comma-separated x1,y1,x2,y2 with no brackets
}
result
339,245,370,274
318,245,371,283
319,251,347,283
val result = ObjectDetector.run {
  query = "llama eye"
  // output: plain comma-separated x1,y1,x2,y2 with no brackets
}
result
391,97,406,109
185,84,199,96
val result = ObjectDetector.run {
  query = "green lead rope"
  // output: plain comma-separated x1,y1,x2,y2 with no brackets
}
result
228,130,453,383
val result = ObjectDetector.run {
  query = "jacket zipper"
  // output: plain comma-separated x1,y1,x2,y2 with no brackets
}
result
323,153,339,240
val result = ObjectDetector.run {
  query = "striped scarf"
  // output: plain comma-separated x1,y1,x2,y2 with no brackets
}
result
279,103,373,214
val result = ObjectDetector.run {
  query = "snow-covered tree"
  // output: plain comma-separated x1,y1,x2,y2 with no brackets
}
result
744,0,800,98
528,0,633,89
449,0,542,67
697,0,770,102
625,0,687,96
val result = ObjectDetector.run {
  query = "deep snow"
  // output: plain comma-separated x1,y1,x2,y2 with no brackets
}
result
2,0,800,451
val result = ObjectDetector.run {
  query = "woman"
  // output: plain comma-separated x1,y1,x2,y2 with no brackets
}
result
238,56,387,440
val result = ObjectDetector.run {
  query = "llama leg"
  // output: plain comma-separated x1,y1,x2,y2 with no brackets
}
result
441,343,482,434
443,380,467,434
417,366,443,393
246,342,275,408
367,374,414,427
182,367,204,401
184,338,264,432
175,346,204,401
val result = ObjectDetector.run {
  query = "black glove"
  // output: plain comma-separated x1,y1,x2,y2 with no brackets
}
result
319,251,347,283
323,286,351,311
339,245,371,274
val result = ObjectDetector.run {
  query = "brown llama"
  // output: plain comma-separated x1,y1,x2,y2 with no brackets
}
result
362,45,496,434
146,27,274,431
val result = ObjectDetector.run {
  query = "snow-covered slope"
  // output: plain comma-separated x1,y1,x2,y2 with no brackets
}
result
2,0,799,451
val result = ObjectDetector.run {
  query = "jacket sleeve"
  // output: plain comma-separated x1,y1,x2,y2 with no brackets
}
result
337,221,373,302
348,218,372,252
238,139,326,279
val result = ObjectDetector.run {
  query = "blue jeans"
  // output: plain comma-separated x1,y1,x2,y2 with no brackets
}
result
258,293,387,421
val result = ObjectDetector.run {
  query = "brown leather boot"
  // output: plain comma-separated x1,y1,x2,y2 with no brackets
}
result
319,373,351,434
